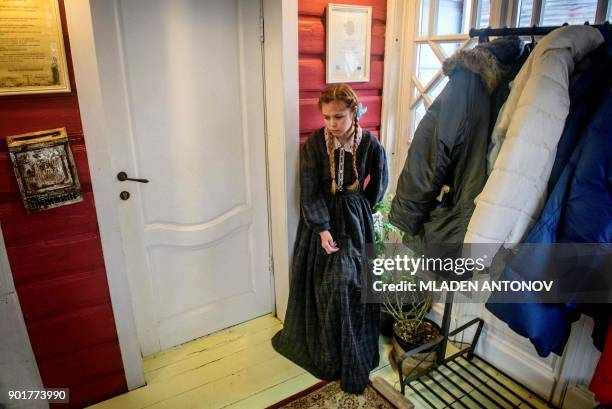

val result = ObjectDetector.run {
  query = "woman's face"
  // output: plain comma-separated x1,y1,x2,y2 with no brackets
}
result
321,101,354,137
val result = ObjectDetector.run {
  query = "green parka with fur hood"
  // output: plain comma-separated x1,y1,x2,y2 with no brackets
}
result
389,38,522,245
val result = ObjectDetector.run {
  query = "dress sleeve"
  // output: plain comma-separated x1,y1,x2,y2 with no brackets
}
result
364,135,389,208
300,136,331,232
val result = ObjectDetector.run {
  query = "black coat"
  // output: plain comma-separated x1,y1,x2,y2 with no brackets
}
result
390,38,522,245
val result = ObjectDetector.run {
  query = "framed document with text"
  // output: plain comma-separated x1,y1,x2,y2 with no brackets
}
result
326,4,372,84
0,0,71,95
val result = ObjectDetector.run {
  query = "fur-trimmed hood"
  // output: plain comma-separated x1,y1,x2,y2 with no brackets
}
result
443,38,522,94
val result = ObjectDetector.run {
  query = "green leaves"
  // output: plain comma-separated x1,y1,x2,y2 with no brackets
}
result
373,193,403,248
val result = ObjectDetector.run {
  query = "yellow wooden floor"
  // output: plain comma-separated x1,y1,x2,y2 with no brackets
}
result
88,314,554,409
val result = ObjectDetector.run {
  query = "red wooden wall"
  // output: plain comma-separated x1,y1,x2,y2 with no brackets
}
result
298,0,387,143
0,1,127,407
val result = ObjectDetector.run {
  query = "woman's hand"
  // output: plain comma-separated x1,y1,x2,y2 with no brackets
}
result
319,230,339,254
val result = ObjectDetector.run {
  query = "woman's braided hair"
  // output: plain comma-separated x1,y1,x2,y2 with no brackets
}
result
318,84,360,194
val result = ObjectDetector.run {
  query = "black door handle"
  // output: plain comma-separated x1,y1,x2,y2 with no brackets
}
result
117,171,149,183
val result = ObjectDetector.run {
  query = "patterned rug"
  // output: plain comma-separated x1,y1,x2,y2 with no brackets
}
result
266,380,398,409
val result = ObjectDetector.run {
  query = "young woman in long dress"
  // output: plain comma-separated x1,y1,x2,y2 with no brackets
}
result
272,84,388,394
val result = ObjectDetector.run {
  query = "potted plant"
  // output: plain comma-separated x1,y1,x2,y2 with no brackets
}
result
385,290,440,378
384,293,439,353
373,195,441,358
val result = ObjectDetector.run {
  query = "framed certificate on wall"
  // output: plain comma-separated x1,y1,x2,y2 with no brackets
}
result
326,4,372,84
0,0,71,96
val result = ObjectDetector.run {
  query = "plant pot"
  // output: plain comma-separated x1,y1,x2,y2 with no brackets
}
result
392,317,441,353
389,336,437,378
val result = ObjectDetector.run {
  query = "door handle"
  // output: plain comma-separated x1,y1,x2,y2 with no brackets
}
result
117,171,149,183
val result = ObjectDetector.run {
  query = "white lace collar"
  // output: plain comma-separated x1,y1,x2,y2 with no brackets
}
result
324,126,363,155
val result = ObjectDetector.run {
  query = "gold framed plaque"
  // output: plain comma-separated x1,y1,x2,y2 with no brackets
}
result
326,4,372,84
0,0,71,95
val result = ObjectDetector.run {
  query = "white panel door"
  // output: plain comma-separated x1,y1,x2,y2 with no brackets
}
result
90,0,273,355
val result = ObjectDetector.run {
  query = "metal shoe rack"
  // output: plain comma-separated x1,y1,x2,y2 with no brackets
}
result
390,292,556,409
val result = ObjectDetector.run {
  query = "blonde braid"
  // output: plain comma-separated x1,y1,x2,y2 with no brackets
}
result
346,115,360,191
327,129,338,194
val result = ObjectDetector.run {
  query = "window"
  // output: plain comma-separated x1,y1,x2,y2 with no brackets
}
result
517,0,600,26
390,0,610,182
476,0,491,28
517,0,534,26
409,0,480,134
434,0,468,34
541,0,598,25
408,0,607,136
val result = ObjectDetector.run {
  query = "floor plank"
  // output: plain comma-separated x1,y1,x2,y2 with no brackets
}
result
145,323,282,384
143,315,280,374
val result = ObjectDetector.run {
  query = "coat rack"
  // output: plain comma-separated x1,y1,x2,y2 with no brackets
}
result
388,22,609,408
470,21,611,43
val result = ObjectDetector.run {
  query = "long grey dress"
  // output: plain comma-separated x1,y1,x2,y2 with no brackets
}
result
271,128,388,394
